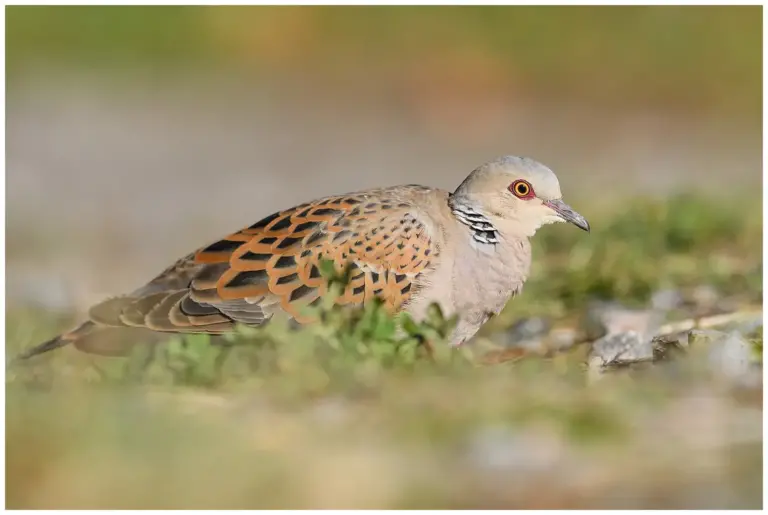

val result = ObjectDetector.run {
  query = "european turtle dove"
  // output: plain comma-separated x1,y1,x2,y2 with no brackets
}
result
19,155,589,359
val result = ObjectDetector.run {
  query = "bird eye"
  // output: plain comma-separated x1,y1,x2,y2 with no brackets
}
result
510,180,533,199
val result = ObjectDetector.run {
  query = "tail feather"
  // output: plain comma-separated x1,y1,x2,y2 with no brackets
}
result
16,321,164,360
15,334,73,360
16,321,98,360
16,317,233,362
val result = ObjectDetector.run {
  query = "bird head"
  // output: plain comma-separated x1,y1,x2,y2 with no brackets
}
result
453,155,590,237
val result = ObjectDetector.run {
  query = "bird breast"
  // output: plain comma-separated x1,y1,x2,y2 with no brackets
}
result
406,226,532,345
454,234,531,314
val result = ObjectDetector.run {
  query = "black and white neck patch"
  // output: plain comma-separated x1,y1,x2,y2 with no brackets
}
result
451,203,499,245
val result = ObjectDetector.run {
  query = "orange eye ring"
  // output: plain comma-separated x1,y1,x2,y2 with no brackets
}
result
510,179,534,199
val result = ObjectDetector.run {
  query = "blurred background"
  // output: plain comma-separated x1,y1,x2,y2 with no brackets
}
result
6,5,763,509
6,5,761,307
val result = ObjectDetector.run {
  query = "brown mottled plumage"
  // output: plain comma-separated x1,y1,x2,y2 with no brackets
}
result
19,156,589,359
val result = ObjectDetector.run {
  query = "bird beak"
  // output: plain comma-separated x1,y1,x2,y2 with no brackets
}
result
543,199,590,232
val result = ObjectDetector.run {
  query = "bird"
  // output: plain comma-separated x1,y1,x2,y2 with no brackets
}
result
18,155,589,360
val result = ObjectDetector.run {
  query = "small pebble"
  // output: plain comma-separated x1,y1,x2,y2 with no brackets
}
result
505,317,552,342
496,317,552,352
589,331,655,367
650,333,689,362
582,301,662,342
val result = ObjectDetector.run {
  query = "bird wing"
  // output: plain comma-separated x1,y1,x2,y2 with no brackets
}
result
87,187,441,334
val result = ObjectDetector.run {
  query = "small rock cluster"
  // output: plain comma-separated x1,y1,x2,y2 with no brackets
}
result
496,285,762,390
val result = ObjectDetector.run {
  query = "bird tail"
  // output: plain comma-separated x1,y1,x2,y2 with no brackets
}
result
15,321,164,360
15,321,97,360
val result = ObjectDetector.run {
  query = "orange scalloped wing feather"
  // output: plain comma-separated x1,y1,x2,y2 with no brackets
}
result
189,189,438,325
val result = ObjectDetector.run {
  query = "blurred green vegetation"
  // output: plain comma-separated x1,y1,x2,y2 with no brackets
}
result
6,192,763,508
487,193,762,327
6,5,761,115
